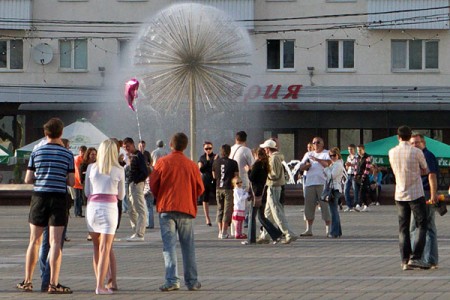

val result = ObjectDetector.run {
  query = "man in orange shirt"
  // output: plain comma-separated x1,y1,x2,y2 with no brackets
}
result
74,146,87,217
150,132,204,292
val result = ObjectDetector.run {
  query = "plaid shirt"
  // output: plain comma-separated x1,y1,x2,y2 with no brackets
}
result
389,141,428,201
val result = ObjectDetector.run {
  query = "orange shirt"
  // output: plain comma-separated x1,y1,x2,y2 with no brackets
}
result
150,151,204,218
73,155,84,189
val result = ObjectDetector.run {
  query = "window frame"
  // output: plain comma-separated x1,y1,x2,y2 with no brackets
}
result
391,39,439,72
266,39,295,71
326,39,355,72
0,39,23,71
59,39,88,72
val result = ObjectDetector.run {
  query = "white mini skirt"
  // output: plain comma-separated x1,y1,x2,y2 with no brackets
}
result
86,201,118,235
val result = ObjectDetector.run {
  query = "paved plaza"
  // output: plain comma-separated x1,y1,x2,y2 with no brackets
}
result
1,204,450,299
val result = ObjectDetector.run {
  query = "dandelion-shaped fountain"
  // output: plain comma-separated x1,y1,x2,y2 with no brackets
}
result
133,3,251,158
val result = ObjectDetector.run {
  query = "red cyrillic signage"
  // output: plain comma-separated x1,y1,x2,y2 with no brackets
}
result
244,84,303,102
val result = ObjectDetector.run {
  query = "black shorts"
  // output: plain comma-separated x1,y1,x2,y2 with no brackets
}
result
28,192,69,227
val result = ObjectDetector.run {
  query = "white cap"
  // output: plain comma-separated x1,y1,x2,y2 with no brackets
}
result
259,139,277,149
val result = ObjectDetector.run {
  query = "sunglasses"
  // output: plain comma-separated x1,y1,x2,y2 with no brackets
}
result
204,147,212,150
312,141,321,145
329,154,337,157
236,181,243,184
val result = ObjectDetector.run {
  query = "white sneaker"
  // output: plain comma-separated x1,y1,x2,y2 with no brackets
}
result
362,205,370,212
354,205,361,212
126,235,144,242
343,208,350,212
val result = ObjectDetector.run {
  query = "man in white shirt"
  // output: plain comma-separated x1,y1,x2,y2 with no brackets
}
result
151,140,169,166
230,131,254,192
344,144,358,212
299,137,331,237
230,131,254,228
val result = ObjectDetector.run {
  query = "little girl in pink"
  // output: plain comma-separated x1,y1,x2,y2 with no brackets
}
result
232,177,248,239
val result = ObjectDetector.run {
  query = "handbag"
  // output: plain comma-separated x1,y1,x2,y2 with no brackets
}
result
437,201,447,216
321,179,334,202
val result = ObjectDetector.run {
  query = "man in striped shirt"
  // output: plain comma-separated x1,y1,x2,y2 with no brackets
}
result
389,125,429,271
17,118,75,294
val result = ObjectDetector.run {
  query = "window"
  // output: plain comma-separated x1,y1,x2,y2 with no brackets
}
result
327,40,354,70
267,39,295,70
0,40,23,70
118,40,131,67
392,40,438,71
59,39,88,71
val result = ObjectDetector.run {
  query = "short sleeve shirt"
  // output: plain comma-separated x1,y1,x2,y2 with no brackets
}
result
389,141,428,201
422,148,439,191
212,157,239,190
28,143,75,193
230,144,254,189
300,150,330,187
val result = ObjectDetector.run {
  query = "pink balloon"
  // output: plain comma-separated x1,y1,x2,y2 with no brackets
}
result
125,78,139,111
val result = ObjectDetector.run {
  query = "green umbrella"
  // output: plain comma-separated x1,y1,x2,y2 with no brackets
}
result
341,136,450,167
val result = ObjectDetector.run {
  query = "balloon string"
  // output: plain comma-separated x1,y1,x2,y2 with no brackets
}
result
134,99,142,141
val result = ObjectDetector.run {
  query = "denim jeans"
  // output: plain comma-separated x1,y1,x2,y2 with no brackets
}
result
247,205,257,243
145,192,154,228
353,180,360,206
39,226,67,291
74,188,83,216
328,190,342,237
122,182,130,213
358,180,371,206
344,175,355,208
258,198,282,241
159,212,198,288
410,192,438,265
396,197,427,263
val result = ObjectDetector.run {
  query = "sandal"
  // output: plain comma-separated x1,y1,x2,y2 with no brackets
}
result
48,283,73,294
105,284,118,291
16,280,33,292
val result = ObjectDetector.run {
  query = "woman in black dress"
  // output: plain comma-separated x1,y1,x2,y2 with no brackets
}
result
198,141,217,226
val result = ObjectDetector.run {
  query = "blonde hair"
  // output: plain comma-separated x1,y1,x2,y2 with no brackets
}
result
232,176,242,188
96,139,121,175
329,147,342,160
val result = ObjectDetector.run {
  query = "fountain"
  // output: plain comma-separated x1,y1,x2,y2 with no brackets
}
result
131,3,252,159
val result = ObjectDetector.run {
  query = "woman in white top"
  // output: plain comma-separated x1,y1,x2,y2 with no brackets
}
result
323,147,344,238
85,139,125,295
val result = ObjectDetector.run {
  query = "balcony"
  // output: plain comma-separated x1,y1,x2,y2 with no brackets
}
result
367,0,449,30
0,0,32,30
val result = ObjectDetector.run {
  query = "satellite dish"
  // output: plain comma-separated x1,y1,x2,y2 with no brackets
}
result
32,43,53,65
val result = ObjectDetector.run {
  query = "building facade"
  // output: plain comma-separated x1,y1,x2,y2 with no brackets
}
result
0,0,449,166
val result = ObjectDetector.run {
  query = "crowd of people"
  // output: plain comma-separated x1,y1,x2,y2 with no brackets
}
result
15,117,446,295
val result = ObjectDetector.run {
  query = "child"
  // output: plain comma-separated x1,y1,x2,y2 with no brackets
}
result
232,176,248,239
368,164,382,206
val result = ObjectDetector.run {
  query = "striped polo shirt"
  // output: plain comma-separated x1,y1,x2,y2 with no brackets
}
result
28,143,75,193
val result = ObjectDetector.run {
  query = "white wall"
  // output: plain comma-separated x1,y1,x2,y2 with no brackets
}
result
1,0,450,89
